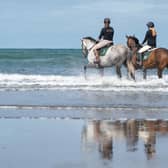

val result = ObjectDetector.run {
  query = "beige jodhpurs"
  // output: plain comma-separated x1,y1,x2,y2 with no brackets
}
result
138,45,151,53
93,40,112,50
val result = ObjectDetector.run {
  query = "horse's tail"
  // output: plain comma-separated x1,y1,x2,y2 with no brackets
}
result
126,49,135,80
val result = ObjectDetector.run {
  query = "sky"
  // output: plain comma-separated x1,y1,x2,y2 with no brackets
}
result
0,0,168,48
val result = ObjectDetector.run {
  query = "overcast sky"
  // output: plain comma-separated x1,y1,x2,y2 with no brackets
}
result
0,0,168,48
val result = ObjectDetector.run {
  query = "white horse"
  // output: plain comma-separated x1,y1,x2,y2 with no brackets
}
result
81,37,135,79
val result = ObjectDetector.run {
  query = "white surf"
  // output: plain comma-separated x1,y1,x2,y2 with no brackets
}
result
0,73,168,92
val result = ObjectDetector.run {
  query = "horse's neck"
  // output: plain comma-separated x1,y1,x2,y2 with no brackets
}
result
137,44,142,50
132,43,141,52
86,40,96,50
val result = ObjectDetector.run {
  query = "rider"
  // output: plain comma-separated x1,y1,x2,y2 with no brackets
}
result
142,21,157,48
93,18,114,64
138,21,157,65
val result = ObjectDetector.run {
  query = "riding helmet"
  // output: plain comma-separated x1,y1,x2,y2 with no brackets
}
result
104,18,111,24
146,21,155,28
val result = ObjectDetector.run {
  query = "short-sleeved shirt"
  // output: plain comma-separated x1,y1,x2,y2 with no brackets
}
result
99,27,114,41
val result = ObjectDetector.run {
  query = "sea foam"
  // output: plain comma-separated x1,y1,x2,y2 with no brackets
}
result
0,73,168,92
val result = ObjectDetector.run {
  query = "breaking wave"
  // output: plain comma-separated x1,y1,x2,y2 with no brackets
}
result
0,73,168,92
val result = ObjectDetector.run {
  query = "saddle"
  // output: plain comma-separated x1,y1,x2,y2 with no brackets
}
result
98,42,113,56
137,47,157,61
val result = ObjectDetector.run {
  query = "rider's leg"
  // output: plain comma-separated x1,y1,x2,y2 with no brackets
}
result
136,53,142,66
93,40,112,64
138,45,152,66
137,53,144,67
140,53,143,65
93,43,101,63
94,49,100,63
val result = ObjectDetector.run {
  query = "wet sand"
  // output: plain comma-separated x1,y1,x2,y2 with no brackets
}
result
0,89,168,168
1,90,168,108
0,90,168,120
0,119,167,168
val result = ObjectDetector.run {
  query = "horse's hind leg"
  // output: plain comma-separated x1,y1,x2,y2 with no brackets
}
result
158,62,167,78
116,66,122,78
157,68,163,78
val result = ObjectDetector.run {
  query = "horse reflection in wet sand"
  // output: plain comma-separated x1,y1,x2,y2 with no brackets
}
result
82,121,113,160
82,120,168,160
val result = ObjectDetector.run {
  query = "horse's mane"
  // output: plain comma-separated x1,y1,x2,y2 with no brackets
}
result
128,35,140,45
83,37,97,43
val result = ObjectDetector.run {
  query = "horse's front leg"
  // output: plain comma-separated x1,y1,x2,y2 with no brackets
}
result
84,65,87,79
116,66,122,78
143,68,147,79
99,67,104,77
84,64,97,79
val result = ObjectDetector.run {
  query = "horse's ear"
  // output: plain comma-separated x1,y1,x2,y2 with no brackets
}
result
126,35,129,39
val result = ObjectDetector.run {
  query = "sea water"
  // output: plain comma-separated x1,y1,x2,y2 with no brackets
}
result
0,49,168,168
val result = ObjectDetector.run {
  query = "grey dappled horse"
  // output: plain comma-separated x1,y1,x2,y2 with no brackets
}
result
81,37,135,79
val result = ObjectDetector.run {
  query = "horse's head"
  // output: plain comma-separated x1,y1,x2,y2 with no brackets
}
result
126,35,142,52
126,35,142,70
81,37,97,58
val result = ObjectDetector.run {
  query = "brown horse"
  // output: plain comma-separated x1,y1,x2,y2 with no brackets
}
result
126,35,168,79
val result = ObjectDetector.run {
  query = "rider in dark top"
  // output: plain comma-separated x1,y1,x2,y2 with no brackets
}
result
138,21,157,66
142,21,157,48
99,24,114,41
94,18,114,64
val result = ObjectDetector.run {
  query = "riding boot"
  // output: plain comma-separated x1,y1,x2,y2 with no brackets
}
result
137,53,143,67
94,49,100,65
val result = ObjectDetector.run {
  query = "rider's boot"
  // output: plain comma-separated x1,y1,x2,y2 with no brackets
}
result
137,53,143,67
94,49,100,65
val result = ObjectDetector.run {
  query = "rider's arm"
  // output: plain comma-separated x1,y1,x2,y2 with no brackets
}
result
111,28,114,41
99,28,104,40
142,31,149,44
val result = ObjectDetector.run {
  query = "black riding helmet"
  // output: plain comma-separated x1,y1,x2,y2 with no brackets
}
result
104,18,111,24
146,21,155,28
